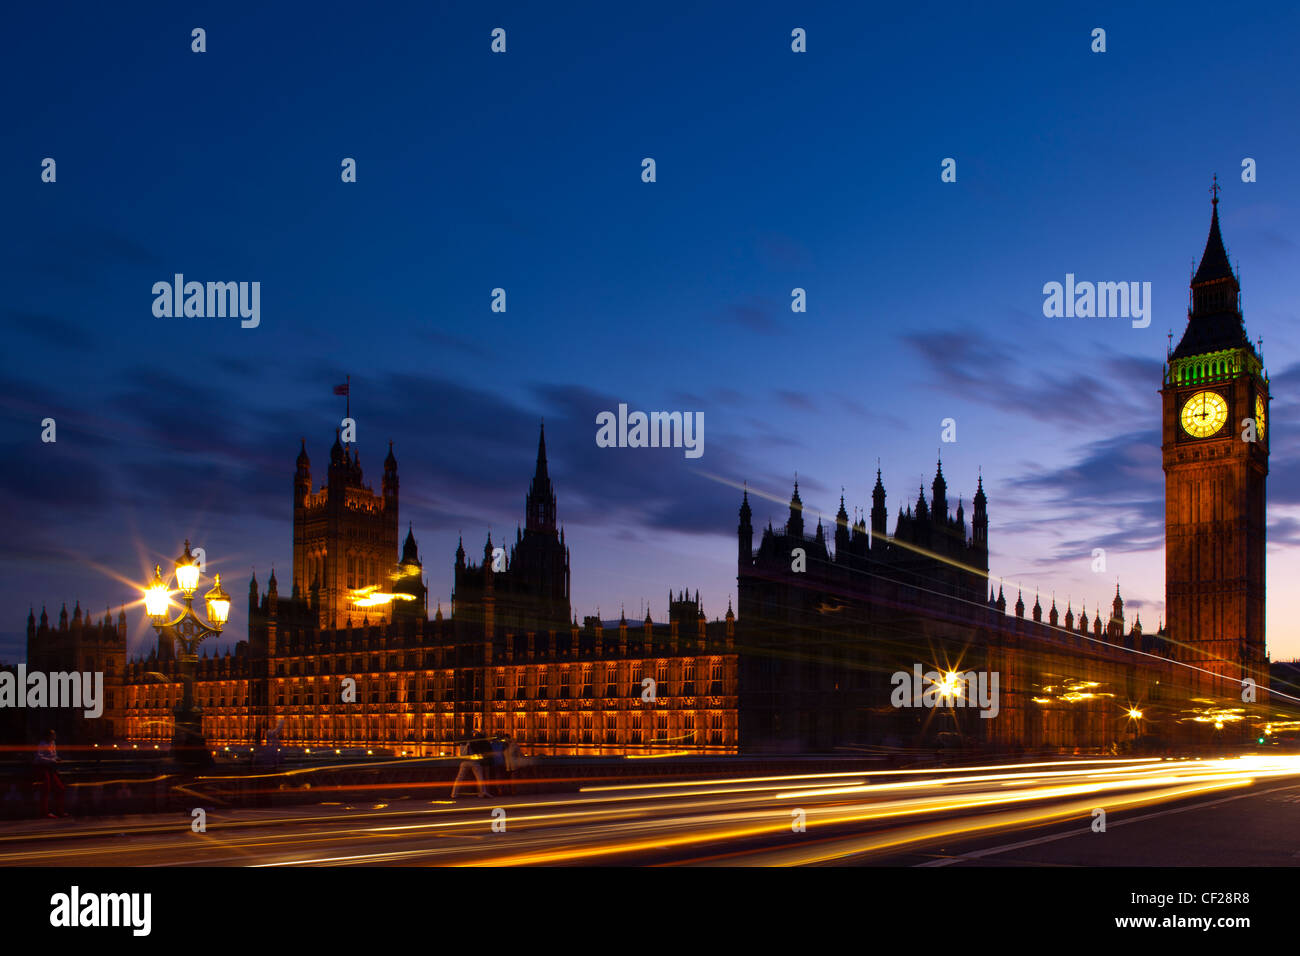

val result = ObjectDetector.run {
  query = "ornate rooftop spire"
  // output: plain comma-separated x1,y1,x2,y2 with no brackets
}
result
526,423,557,534
1173,181,1250,359
787,477,804,538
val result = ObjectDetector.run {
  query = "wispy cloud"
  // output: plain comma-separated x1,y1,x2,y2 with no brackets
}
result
903,328,1161,428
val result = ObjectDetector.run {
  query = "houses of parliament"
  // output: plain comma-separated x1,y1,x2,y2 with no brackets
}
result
22,192,1276,754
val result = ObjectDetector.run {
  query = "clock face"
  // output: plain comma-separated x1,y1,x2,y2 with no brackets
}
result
1256,394,1266,437
1181,390,1228,438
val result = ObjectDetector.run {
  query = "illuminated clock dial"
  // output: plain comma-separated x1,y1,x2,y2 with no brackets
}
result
1180,390,1228,438
1256,394,1266,437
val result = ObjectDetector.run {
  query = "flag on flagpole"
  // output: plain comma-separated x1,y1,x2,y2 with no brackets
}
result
335,376,351,422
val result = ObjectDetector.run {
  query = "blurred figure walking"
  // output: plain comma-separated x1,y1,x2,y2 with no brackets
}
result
451,739,488,798
34,730,69,818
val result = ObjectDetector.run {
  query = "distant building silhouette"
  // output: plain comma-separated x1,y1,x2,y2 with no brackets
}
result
23,604,126,744
452,425,572,636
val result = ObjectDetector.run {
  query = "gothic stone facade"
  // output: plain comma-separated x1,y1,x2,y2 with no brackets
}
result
736,196,1268,752
121,427,739,756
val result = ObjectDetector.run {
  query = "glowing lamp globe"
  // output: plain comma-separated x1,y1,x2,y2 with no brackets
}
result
204,574,230,627
175,540,201,595
144,565,170,620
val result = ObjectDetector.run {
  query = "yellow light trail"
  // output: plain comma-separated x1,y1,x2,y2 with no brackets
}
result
10,754,1300,867
459,755,1300,867
740,780,1248,867
579,757,1159,793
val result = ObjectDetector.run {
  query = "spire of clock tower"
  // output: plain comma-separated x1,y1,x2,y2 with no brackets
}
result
1194,177,1233,285
1172,181,1251,360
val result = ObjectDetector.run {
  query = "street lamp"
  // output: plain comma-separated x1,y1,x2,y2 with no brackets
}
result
1123,706,1145,755
141,540,227,764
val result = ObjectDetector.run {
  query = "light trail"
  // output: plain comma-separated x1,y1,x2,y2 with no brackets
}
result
6,754,1300,867
461,764,1260,867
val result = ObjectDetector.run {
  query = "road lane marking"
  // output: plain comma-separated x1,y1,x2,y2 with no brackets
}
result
917,780,1300,866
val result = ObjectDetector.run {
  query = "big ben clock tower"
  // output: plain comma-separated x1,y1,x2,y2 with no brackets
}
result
1162,181,1269,697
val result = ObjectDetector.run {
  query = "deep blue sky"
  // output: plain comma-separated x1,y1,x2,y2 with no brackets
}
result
3,1,1300,663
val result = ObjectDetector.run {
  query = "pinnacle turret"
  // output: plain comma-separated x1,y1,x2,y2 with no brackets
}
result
787,479,804,538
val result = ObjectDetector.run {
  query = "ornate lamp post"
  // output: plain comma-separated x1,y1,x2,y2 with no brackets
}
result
143,540,230,763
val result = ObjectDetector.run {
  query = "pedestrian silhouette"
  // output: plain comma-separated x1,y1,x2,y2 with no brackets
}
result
34,730,69,818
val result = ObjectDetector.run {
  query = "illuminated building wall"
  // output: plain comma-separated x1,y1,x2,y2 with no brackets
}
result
121,610,739,756
122,426,737,755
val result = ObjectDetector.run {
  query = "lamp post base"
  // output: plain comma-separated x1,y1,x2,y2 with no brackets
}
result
171,710,213,769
